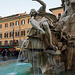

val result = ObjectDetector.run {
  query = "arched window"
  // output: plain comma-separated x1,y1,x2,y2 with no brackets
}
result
21,20,25,25
16,21,19,26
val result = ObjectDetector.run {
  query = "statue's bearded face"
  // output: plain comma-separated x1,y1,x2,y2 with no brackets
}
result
30,9,37,17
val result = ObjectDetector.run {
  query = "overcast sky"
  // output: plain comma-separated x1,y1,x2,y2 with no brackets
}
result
0,0,61,17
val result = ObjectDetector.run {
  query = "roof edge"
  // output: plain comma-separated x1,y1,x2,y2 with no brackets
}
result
49,6,63,12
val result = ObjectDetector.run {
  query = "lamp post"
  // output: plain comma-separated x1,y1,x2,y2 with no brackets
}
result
13,29,14,51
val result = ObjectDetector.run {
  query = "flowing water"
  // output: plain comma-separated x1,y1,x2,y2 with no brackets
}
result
14,39,27,73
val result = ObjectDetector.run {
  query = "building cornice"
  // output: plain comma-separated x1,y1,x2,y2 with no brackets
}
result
49,7,63,12
0,14,31,23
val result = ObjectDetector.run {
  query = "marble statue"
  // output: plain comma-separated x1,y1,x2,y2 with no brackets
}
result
28,0,57,50
54,0,75,70
19,0,75,74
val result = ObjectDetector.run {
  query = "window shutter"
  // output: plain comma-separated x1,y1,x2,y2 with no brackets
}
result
21,20,22,25
18,21,19,25
10,23,11,27
15,21,17,25
7,33,8,37
1,34,2,38
10,32,11,37
18,32,19,36
15,32,16,36
24,20,25,24
4,33,5,37
24,31,25,35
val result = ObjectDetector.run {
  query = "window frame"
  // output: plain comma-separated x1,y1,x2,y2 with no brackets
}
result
10,40,13,45
21,20,25,25
10,22,14,27
21,30,25,36
15,31,19,37
5,40,8,46
16,21,19,26
5,23,8,28
28,18,31,24
0,24,2,28
0,41,2,46
4,32,8,38
16,40,18,45
0,33,2,38
58,13,61,19
10,32,13,37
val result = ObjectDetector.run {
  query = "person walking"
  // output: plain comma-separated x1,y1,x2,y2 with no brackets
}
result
2,49,6,61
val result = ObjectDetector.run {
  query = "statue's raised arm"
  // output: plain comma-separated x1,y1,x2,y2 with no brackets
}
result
32,0,46,13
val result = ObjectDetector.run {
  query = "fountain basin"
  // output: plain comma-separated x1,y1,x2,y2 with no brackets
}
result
0,60,32,75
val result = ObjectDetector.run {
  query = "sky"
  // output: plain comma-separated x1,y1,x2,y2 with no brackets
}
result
0,0,62,17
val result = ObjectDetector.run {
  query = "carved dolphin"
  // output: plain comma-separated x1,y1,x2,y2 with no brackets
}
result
29,18,45,34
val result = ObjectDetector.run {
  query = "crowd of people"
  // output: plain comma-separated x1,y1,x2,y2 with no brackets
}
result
0,49,19,61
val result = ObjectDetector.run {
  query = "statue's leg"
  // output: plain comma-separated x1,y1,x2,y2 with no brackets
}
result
43,21,56,50
43,21,52,46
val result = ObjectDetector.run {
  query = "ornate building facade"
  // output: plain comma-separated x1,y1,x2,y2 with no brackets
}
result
0,13,31,50
49,7,64,19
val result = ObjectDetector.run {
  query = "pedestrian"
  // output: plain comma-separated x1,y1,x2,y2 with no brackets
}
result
2,49,6,61
7,50,10,59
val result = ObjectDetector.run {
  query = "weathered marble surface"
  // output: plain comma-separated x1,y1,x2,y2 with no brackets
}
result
20,0,75,74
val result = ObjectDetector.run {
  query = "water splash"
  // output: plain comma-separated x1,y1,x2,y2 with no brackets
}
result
7,72,17,75
14,38,29,73
16,63,27,66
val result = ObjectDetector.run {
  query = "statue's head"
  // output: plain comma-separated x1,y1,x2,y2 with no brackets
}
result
30,9,37,17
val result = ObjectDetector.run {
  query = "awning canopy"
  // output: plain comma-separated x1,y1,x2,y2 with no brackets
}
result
0,47,13,49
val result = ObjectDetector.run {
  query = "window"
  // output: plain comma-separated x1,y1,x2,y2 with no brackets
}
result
27,30,29,34
10,32,13,37
0,41,2,46
5,41,8,46
16,21,19,26
21,20,25,25
21,30,25,36
4,33,8,38
15,31,19,37
10,22,14,27
16,40,18,45
0,24,2,28
0,33,2,38
58,13,61,19
10,40,13,45
27,28,30,34
5,23,8,28
28,18,31,24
